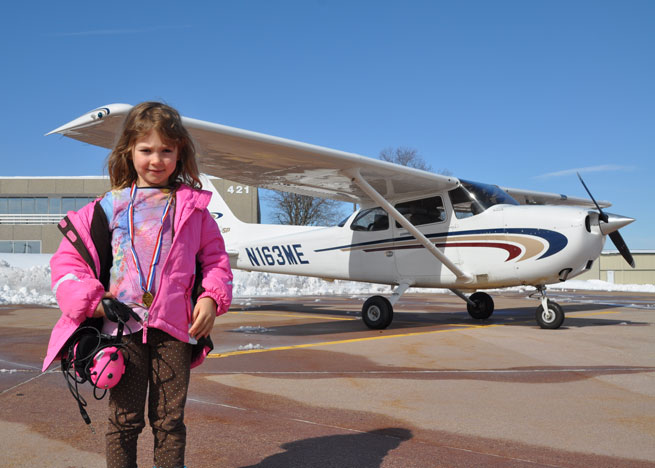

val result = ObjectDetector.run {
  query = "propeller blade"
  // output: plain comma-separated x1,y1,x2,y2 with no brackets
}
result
577,172,608,222
609,231,635,268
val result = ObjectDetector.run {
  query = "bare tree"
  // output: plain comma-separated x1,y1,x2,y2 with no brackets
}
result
267,190,348,226
379,146,432,171
379,146,451,175
266,147,450,226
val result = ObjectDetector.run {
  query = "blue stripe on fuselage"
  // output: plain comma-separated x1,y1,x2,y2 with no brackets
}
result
314,228,567,259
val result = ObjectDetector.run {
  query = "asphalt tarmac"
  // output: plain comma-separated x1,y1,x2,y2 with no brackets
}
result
1,289,654,467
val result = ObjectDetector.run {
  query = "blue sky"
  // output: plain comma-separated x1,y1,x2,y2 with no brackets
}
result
1,1,653,250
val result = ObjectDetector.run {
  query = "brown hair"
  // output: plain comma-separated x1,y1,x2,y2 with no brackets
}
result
106,101,201,189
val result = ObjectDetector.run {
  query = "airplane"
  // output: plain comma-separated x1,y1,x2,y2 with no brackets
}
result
47,103,636,330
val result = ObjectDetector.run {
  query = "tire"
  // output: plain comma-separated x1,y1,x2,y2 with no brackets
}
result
362,296,393,330
467,292,494,320
535,300,565,329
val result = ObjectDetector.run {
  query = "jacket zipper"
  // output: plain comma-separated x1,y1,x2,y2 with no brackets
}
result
144,195,199,341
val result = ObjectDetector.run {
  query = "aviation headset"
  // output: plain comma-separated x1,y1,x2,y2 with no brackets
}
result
61,298,139,426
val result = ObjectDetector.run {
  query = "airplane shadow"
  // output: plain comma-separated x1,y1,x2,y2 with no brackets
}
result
240,427,412,468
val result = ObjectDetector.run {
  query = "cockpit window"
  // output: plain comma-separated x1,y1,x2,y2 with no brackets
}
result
350,207,389,231
394,196,446,227
449,179,519,219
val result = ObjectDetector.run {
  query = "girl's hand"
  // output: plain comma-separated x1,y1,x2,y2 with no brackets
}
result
189,296,217,339
92,291,115,318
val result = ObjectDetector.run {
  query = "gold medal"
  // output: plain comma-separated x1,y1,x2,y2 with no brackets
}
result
128,184,174,312
142,291,154,308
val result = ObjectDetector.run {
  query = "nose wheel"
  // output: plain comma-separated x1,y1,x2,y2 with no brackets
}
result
536,300,564,329
533,286,565,329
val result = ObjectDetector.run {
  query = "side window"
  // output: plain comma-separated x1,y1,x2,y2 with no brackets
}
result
394,196,446,227
350,207,389,231
449,186,482,219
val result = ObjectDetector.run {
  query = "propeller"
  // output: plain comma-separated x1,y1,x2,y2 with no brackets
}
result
577,172,635,268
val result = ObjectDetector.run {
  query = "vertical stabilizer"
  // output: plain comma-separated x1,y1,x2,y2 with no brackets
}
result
199,175,243,222
198,174,322,258
199,174,246,246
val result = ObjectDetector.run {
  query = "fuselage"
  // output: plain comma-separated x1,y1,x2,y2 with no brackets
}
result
219,181,607,290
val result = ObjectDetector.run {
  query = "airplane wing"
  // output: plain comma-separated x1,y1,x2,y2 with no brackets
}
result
47,103,606,208
501,186,611,208
47,103,459,203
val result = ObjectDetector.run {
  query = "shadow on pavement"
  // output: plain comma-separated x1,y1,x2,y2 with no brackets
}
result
240,427,412,468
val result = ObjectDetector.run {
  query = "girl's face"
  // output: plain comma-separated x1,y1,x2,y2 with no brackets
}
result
131,130,179,187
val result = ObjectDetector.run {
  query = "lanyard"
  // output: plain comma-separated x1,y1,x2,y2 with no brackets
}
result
127,183,173,308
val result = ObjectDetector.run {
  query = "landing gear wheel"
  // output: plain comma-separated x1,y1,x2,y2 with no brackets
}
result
536,300,564,329
362,296,393,330
467,292,494,320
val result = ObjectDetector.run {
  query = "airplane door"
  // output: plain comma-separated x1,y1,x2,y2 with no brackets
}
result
346,207,398,284
392,195,459,282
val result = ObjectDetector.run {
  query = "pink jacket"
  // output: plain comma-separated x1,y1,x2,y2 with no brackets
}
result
42,184,233,371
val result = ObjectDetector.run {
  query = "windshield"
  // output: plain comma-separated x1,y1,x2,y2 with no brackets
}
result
337,213,353,227
449,179,519,219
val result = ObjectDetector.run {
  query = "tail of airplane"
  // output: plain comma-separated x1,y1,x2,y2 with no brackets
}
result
199,174,247,248
198,174,317,255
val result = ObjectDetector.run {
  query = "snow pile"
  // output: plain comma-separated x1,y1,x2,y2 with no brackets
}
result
232,270,392,297
237,343,266,351
230,325,273,334
491,280,655,294
0,253,653,306
0,258,56,306
549,279,655,293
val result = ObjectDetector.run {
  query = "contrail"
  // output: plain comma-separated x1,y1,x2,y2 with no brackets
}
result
536,164,634,179
50,25,191,37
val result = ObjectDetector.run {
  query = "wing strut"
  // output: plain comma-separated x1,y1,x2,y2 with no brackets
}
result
345,169,474,284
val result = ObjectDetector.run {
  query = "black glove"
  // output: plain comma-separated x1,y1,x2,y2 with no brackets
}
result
102,298,141,323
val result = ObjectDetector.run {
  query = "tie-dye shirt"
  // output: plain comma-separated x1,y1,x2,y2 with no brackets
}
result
99,186,175,335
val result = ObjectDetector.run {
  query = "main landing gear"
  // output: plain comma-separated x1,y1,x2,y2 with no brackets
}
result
361,296,393,329
360,284,565,330
361,283,410,330
449,289,495,320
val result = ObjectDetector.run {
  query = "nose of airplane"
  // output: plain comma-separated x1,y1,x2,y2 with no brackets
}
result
599,213,635,235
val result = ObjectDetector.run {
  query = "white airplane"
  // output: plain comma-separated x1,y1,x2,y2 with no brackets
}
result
48,104,635,329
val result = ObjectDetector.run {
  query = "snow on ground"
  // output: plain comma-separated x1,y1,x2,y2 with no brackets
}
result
0,253,653,306
0,255,57,306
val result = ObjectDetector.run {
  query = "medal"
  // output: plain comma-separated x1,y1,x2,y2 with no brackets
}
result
142,291,154,308
127,183,174,309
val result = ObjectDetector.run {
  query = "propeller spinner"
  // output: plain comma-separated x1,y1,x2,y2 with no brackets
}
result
577,173,635,268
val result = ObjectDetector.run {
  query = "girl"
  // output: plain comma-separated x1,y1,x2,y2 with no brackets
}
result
43,101,233,468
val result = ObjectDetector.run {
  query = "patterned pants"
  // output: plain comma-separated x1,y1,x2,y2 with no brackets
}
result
106,328,192,468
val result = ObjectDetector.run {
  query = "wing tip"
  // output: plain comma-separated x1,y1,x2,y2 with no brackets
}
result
45,103,133,137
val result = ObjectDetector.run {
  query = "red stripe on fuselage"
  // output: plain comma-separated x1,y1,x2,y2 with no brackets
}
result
364,242,522,261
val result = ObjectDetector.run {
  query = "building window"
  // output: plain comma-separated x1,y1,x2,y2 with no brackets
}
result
61,198,77,213
49,197,61,214
0,240,41,254
21,198,35,214
0,196,96,215
35,198,49,213
7,198,21,214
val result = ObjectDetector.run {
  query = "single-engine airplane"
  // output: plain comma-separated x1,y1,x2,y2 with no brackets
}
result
48,104,636,329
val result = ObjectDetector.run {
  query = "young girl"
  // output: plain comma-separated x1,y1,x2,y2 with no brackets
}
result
43,101,233,468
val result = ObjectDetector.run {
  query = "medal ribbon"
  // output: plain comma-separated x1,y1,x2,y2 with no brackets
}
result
127,183,173,306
